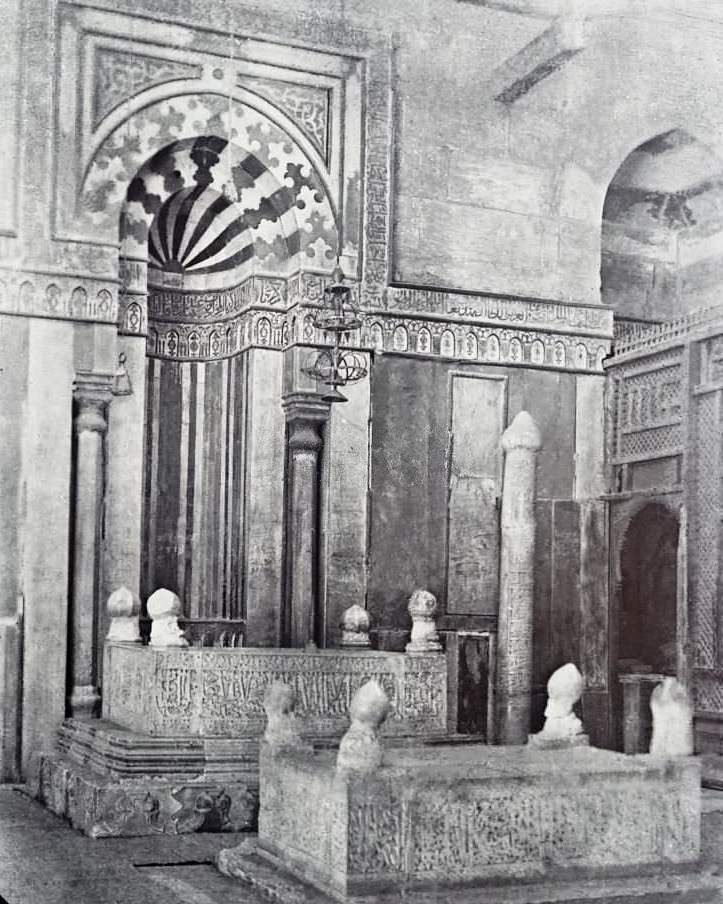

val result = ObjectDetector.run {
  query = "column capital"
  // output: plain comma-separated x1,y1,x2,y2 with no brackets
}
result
73,372,113,434
282,392,330,427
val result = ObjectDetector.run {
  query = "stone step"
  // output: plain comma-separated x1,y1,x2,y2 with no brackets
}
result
218,840,723,904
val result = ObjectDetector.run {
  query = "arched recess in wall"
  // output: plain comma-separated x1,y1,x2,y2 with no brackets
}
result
601,129,723,324
611,500,679,750
112,100,339,638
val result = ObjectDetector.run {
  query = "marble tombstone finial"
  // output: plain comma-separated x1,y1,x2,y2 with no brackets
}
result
147,588,188,648
106,585,141,643
336,680,391,774
650,677,694,757
262,681,311,753
528,662,588,748
340,604,371,648
405,589,442,653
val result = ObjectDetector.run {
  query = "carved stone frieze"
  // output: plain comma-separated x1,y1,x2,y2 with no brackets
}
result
0,268,118,324
93,47,201,127
103,643,447,738
118,293,148,336
33,752,257,838
386,286,613,337
148,277,287,323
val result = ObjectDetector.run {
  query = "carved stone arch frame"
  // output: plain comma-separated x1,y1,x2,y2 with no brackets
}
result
54,3,393,302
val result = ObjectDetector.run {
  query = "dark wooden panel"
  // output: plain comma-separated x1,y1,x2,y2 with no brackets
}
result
153,360,182,595
368,356,447,626
533,500,553,688
579,500,609,690
457,632,492,738
550,499,581,670
582,690,611,748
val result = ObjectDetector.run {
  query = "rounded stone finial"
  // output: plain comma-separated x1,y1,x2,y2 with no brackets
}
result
528,662,587,748
406,590,442,653
264,680,296,718
547,662,583,703
408,589,437,620
340,604,371,648
501,410,542,453
262,681,310,752
336,680,391,774
147,588,182,620
147,588,188,648
106,585,141,643
107,586,137,619
650,677,694,757
349,680,391,730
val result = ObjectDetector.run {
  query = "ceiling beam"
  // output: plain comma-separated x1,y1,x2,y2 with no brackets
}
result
486,17,586,104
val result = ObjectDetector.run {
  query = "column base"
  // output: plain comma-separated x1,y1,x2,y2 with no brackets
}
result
69,684,101,718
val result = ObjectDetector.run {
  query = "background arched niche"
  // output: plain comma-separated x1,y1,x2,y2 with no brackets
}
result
116,118,339,643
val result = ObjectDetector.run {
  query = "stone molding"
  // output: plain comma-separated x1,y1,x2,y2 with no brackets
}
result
282,393,331,430
144,304,611,368
134,274,613,370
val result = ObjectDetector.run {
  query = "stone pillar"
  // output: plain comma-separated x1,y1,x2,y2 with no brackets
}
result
495,410,542,745
282,394,329,647
69,373,113,718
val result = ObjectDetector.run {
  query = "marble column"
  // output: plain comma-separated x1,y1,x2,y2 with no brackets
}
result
282,394,329,647
495,410,542,744
69,373,113,718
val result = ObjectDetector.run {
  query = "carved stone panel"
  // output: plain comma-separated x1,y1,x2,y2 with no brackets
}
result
93,47,201,126
104,644,447,738
256,744,700,897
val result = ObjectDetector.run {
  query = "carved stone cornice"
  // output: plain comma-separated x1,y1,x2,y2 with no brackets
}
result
384,286,613,339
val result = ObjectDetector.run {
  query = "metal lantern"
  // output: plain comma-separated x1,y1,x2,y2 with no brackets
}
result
302,263,368,403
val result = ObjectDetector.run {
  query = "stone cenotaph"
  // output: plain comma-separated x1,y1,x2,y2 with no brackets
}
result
32,590,447,837
219,680,703,902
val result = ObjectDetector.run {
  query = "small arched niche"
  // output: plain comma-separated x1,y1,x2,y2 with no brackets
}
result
602,129,723,321
612,501,679,751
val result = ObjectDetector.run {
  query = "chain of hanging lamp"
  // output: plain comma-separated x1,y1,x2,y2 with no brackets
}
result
301,262,368,403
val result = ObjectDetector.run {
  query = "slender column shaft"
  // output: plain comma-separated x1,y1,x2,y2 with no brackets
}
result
283,394,329,648
495,410,542,744
69,375,112,717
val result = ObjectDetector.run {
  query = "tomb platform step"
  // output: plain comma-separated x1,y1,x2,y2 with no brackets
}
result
218,838,723,904
29,748,258,838
30,718,470,839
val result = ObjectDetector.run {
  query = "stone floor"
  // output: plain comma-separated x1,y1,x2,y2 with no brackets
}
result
2,785,723,903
